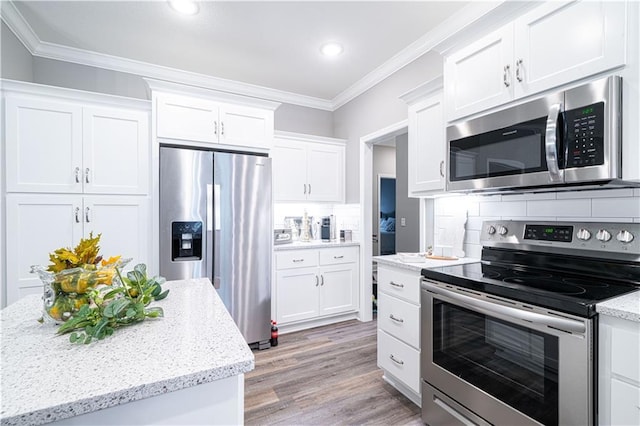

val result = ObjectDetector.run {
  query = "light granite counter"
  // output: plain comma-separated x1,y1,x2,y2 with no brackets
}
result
373,254,480,272
274,240,360,251
596,289,640,322
0,278,254,426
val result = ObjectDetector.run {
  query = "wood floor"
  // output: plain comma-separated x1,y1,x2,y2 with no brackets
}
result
244,318,422,425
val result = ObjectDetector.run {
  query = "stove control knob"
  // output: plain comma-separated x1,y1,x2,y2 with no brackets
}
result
616,230,634,243
596,229,612,242
497,225,508,236
487,225,496,235
576,228,592,241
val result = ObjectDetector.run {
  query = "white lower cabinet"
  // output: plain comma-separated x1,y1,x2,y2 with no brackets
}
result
5,194,150,304
274,246,359,330
376,263,422,406
599,314,640,426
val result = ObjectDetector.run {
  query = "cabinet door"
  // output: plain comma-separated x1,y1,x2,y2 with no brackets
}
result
5,96,83,193
83,107,149,195
156,93,218,143
5,194,82,304
445,24,514,120
306,143,345,202
408,92,445,195
83,196,151,266
514,1,626,98
271,140,308,201
610,379,640,426
319,263,358,316
275,267,320,323
219,104,273,150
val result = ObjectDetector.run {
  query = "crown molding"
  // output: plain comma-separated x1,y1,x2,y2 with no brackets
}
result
399,76,443,105
0,0,39,52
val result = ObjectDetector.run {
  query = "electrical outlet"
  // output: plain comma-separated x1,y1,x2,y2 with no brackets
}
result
400,217,406,227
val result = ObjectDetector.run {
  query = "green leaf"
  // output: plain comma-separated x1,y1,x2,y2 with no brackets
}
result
154,289,170,301
102,287,124,300
134,263,147,277
145,307,164,318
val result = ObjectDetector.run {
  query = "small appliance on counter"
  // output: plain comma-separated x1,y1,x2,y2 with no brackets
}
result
273,229,292,245
321,215,337,241
340,230,353,242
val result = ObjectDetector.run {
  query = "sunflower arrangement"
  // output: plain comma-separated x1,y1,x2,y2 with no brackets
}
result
32,233,169,344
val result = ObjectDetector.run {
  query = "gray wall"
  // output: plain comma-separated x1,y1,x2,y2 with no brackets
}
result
394,133,419,253
1,22,33,81
274,104,333,137
333,51,444,203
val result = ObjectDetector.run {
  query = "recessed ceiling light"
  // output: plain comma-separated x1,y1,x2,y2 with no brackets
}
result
320,42,344,57
168,0,199,16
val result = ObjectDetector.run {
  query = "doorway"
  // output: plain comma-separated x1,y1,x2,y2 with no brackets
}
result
377,175,396,256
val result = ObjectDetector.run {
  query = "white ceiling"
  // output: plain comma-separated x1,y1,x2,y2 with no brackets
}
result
7,0,472,104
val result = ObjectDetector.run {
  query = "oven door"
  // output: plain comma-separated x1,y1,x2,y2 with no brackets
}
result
421,279,593,426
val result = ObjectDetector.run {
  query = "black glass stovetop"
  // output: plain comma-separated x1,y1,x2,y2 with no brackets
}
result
422,248,640,318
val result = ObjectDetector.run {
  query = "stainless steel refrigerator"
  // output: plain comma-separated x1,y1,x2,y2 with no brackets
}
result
159,146,272,348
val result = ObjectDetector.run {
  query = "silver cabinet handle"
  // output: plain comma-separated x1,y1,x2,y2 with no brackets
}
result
503,64,510,87
308,184,311,194
85,168,90,184
439,160,445,177
214,121,218,135
389,354,404,365
315,275,319,286
221,122,224,136
545,103,563,183
320,275,324,286
389,314,404,323
390,281,404,288
74,167,80,183
85,207,91,223
334,255,344,259
74,207,80,223
516,58,523,82
303,184,307,195
292,258,304,263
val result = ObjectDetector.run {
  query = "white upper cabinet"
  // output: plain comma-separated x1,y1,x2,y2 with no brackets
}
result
272,132,345,203
5,95,149,195
444,24,514,121
445,0,627,121
155,91,276,150
401,78,446,196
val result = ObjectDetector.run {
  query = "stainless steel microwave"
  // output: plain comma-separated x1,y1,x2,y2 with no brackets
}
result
446,75,622,192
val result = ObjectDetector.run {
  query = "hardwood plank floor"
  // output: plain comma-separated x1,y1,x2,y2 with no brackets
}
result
245,319,422,425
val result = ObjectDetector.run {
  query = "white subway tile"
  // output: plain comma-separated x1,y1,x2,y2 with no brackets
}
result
592,197,640,218
556,188,635,199
463,244,482,259
507,217,557,222
501,192,556,201
563,217,634,223
467,201,480,217
480,201,527,217
466,216,500,231
634,189,640,197
526,199,591,217
464,230,480,245
477,194,503,202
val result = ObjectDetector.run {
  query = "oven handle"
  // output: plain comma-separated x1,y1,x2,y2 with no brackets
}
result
425,283,586,334
545,102,563,183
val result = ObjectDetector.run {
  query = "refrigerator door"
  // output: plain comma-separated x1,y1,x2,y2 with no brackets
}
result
159,146,213,281
214,152,272,345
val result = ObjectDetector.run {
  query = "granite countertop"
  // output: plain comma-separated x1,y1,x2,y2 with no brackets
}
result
596,289,640,322
373,254,480,272
274,240,360,251
0,278,254,426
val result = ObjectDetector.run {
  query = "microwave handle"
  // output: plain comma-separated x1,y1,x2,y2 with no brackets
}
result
545,103,563,182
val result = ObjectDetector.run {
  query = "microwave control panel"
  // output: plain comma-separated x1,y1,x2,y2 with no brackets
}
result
564,102,604,168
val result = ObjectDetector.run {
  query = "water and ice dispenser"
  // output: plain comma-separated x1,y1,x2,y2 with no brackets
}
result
171,221,203,260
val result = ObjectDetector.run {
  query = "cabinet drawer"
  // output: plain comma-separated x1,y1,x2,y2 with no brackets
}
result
275,250,318,270
319,246,358,266
377,330,420,394
612,325,640,382
378,292,420,349
377,265,421,304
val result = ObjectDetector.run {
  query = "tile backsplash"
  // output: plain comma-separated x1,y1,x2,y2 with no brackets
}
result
434,188,640,259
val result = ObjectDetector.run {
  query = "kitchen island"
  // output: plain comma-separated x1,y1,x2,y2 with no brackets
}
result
0,278,254,425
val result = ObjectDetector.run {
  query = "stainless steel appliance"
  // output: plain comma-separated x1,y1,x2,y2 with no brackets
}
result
159,146,272,348
421,220,640,426
447,75,627,192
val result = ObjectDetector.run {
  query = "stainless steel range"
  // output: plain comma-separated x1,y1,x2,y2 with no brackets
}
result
420,220,640,426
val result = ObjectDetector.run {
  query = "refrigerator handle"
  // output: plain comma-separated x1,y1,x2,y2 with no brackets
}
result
211,183,222,289
206,183,215,286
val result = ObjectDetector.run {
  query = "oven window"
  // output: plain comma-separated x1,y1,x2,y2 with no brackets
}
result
433,300,559,425
449,116,548,181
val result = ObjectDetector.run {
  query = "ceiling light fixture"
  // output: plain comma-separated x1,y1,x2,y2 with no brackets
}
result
168,0,199,16
320,42,344,57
